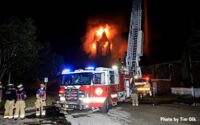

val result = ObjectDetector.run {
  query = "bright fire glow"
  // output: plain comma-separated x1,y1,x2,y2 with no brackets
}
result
103,41,109,48
82,19,128,63
92,43,96,50
91,25,110,52
110,43,112,50
95,25,110,38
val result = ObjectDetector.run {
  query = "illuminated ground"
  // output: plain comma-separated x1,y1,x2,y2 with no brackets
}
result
65,103,200,125
0,103,199,125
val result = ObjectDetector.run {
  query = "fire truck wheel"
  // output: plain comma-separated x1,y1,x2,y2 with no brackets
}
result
101,98,109,113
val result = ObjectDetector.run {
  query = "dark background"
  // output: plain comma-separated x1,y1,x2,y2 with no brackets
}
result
0,0,200,67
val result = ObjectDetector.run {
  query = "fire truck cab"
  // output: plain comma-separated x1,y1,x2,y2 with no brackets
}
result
56,66,126,113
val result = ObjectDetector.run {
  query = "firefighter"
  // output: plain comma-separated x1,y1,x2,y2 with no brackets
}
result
145,82,152,96
35,83,46,117
4,83,16,119
14,84,27,119
130,84,138,106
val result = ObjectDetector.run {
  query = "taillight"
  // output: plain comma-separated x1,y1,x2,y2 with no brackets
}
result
59,86,65,94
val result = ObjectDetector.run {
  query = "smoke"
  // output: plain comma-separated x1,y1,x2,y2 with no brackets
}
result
82,17,128,63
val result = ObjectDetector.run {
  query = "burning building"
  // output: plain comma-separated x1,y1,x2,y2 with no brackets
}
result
82,19,128,68
93,25,112,67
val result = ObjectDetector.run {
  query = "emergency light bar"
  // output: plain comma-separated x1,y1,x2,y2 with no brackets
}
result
62,69,71,74
85,66,95,70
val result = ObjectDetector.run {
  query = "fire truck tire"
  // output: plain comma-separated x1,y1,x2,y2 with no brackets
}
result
101,98,109,113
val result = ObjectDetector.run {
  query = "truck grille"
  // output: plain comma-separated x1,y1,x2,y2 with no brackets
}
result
65,89,78,101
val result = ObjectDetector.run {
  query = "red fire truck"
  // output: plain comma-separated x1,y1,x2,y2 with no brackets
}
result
55,66,133,113
55,0,150,113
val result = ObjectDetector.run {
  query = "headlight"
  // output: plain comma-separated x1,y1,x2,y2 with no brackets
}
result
63,104,69,108
80,95,85,98
60,96,65,102
79,90,85,98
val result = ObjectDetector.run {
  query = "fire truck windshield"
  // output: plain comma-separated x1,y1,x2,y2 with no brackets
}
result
62,73,93,85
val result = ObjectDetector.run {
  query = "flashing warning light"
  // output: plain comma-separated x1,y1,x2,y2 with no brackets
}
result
59,86,65,94
145,77,149,81
85,66,95,70
62,69,71,74
112,65,118,70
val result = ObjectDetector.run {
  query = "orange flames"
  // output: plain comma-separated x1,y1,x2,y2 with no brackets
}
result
103,41,109,48
82,18,128,63
85,24,114,56
92,25,111,51
92,43,96,50
95,25,110,38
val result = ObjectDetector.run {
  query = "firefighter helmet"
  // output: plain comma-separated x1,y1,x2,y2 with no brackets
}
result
7,83,14,87
17,83,23,88
17,83,24,90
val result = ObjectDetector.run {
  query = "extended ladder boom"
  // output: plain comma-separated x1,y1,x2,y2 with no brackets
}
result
126,0,143,78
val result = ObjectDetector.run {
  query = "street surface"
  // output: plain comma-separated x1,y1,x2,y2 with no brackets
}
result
0,103,200,125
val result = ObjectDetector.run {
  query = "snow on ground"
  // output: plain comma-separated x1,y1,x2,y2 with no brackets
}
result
65,107,132,125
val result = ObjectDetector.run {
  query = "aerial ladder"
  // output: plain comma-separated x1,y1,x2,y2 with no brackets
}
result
126,0,143,79
125,0,152,98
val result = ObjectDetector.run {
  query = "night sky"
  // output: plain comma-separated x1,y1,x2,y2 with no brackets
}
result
0,0,200,67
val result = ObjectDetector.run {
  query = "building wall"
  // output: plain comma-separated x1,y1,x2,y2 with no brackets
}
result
142,60,199,87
